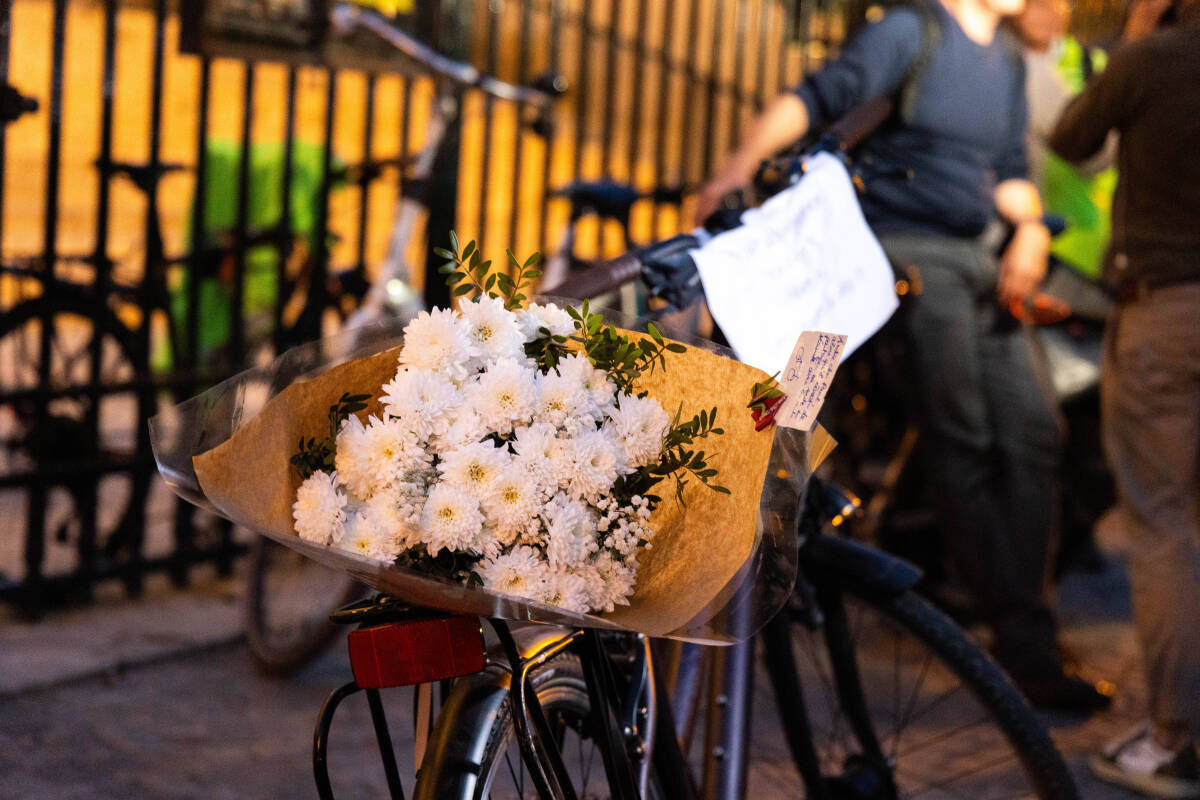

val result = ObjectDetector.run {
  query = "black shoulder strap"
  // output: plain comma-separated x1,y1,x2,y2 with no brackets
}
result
898,1,943,125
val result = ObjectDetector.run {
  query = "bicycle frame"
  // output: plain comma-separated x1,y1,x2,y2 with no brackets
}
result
313,608,688,800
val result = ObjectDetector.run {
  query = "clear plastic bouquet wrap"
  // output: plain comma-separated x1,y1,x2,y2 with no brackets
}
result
151,243,825,643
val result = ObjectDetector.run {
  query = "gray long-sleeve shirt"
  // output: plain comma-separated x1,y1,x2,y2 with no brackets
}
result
1049,20,1200,287
792,3,1028,238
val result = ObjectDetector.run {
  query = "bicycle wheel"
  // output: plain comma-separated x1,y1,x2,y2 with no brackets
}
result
243,536,364,677
0,295,141,548
416,651,664,800
764,583,1078,799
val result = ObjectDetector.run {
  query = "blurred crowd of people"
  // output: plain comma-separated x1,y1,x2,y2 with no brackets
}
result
698,0,1200,795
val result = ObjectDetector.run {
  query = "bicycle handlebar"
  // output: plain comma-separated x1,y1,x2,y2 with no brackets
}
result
545,252,645,300
330,3,562,105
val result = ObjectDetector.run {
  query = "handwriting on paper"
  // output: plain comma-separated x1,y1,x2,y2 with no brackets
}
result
776,331,846,432
690,152,897,375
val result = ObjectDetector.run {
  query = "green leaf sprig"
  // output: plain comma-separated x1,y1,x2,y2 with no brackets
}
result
435,231,543,311
290,392,370,478
565,301,686,395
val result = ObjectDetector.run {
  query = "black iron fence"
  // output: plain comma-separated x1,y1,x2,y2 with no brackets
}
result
0,0,855,616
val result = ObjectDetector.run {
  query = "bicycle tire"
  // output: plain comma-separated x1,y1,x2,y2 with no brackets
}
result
0,294,143,555
769,582,1079,799
415,651,665,800
243,536,364,677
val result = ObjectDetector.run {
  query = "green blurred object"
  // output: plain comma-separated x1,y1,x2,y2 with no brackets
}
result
157,139,341,372
1040,36,1116,280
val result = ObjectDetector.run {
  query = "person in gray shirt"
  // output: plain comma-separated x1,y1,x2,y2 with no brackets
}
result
1051,0,1200,795
697,0,1113,712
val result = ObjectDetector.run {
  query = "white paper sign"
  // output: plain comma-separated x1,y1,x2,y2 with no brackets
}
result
691,152,898,374
776,331,846,432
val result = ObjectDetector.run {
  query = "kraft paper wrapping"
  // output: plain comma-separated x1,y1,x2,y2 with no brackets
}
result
192,337,779,637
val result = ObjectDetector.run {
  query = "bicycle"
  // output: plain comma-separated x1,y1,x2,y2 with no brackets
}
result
241,2,566,677
308,473,1077,799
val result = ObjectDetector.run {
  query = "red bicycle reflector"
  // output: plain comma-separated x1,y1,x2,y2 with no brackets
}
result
348,615,486,689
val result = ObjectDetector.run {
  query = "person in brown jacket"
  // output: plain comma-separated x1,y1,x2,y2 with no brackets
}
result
1050,0,1200,795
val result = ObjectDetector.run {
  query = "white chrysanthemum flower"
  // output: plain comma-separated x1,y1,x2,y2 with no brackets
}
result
538,568,592,613
543,493,598,568
566,429,621,502
534,369,593,429
432,407,490,451
517,302,575,340
590,552,637,611
553,354,615,418
460,296,525,365
335,415,426,500
606,394,670,469
475,545,546,600
293,470,347,545
465,357,536,435
510,423,559,493
381,367,462,441
437,440,510,499
398,307,478,383
584,367,617,415
340,502,404,564
420,483,485,555
482,464,541,544
362,486,420,552
332,416,371,501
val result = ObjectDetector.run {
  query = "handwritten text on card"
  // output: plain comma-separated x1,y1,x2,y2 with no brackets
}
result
776,331,846,432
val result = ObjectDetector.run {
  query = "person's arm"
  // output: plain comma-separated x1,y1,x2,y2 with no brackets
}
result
992,67,1051,306
995,178,1051,305
694,9,922,223
1049,35,1147,163
693,95,810,223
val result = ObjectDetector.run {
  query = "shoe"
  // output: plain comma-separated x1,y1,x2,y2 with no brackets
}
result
1008,667,1113,713
1090,723,1200,798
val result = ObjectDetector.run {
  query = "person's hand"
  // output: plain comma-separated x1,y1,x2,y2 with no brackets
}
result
694,171,746,227
997,221,1051,307
1124,0,1172,41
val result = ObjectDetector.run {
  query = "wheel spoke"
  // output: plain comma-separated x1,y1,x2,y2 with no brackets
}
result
782,592,1054,800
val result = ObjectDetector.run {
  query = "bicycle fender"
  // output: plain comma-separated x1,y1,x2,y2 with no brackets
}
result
803,534,923,596
411,624,579,800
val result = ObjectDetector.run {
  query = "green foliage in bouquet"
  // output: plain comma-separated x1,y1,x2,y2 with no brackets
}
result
618,404,729,506
290,392,370,478
434,231,543,311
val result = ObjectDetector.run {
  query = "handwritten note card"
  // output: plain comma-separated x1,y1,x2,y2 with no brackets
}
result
690,152,897,374
776,331,846,432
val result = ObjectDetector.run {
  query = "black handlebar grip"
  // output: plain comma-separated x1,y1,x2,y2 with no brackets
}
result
545,252,643,300
821,95,895,153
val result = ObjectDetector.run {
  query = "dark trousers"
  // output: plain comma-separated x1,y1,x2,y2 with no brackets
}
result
879,232,1065,671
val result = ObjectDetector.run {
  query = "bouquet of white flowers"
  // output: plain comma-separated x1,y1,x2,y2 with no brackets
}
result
156,237,817,642
289,238,728,615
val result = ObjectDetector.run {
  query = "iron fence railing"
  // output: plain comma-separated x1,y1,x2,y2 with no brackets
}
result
0,0,854,616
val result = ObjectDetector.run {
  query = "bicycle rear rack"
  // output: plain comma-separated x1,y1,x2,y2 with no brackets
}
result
312,596,486,800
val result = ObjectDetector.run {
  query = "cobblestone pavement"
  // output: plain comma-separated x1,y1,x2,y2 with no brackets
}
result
0,522,1155,799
